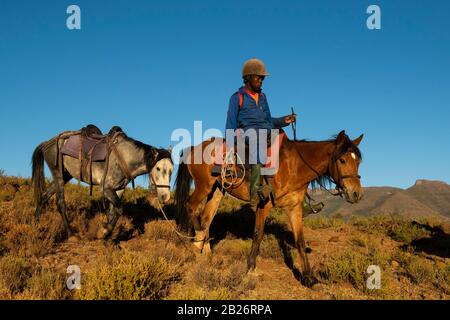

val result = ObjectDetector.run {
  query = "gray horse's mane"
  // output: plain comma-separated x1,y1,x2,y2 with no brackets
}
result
121,132,173,169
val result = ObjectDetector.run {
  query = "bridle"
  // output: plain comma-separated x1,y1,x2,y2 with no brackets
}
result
294,142,361,197
330,152,361,196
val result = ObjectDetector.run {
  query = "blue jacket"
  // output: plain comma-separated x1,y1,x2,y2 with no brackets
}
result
225,86,288,132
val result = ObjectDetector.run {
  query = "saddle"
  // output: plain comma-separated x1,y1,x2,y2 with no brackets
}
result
213,131,286,173
61,125,107,161
213,130,287,196
59,124,126,195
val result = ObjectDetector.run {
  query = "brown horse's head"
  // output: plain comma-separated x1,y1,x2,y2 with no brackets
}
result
329,131,364,203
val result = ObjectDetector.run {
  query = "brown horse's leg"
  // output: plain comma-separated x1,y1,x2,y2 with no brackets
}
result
185,185,211,252
197,186,224,254
247,203,272,273
288,201,317,287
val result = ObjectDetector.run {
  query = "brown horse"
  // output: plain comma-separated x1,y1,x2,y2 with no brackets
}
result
175,130,363,286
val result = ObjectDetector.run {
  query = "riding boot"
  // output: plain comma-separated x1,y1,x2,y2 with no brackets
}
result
249,164,262,207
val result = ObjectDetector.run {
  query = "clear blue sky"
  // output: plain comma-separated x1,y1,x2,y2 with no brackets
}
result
1,0,449,189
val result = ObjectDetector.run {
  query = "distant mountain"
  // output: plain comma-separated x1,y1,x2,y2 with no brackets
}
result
308,180,450,220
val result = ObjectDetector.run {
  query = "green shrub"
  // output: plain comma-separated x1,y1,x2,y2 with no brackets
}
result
77,252,180,300
394,249,448,287
0,255,33,296
24,268,71,300
387,222,430,243
304,215,343,230
322,242,390,293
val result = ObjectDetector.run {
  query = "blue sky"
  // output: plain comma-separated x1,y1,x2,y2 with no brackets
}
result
1,0,449,189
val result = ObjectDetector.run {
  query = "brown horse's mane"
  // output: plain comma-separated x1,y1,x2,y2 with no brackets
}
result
291,133,363,190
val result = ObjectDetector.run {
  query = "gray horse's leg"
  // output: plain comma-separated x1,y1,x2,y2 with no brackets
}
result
101,188,123,239
35,172,72,219
55,178,72,237
34,181,57,219
34,172,72,219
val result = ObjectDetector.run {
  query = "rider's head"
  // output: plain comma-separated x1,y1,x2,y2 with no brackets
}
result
242,58,270,93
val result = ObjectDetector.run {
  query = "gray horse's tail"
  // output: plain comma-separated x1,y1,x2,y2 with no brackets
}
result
174,161,193,232
32,142,47,206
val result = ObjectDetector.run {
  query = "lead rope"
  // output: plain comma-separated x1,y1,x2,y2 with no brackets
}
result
220,149,245,190
149,174,203,243
155,200,207,243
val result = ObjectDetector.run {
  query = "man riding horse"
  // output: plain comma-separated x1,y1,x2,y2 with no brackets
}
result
225,58,296,207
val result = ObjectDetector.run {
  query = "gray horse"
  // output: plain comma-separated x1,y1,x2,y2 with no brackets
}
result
31,126,173,239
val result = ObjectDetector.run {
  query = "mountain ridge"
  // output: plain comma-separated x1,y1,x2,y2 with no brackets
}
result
309,179,450,219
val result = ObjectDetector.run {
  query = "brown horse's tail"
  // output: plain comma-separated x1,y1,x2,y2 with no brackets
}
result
174,161,192,232
32,142,47,206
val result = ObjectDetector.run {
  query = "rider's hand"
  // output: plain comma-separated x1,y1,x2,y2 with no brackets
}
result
284,114,297,124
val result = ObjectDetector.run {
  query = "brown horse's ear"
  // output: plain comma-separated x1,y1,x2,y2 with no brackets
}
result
353,134,364,146
336,130,346,146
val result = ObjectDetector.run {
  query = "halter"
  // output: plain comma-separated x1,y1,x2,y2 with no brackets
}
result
150,174,171,190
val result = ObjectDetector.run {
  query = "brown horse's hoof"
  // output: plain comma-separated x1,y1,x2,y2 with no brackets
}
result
302,274,319,288
193,240,204,253
67,235,79,243
97,227,111,240
202,242,211,255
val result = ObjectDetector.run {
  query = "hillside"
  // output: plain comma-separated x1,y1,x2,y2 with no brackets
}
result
0,174,449,300
309,180,450,220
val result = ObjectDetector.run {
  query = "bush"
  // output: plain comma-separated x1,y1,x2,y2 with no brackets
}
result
387,222,430,243
304,215,344,230
321,241,390,293
77,251,180,300
0,255,33,297
394,249,448,288
144,220,187,245
186,255,255,299
23,268,71,300
214,238,251,259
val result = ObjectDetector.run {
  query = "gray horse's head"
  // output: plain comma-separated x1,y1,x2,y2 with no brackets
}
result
150,156,173,204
